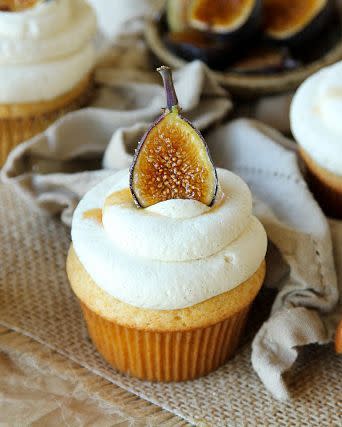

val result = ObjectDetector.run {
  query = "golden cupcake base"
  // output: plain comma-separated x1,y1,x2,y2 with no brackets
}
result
300,148,342,219
67,246,266,382
0,73,93,167
81,301,250,381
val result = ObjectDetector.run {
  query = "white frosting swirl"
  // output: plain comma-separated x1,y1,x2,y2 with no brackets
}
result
291,61,342,176
0,0,70,40
103,176,252,262
72,169,267,310
0,0,97,103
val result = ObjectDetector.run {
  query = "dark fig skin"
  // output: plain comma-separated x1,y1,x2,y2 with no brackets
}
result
129,66,218,209
164,0,263,70
164,30,236,70
189,0,262,43
263,0,333,47
229,46,299,74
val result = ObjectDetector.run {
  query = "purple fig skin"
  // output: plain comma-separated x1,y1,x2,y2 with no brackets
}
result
129,67,218,209
165,30,235,70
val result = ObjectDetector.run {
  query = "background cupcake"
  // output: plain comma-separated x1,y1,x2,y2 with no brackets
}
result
0,0,97,166
291,61,342,219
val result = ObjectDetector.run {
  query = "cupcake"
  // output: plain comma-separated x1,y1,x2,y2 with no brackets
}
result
67,67,267,381
0,0,97,166
291,61,342,219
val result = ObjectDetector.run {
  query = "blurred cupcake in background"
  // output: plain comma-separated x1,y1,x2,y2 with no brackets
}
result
291,61,342,219
0,0,97,166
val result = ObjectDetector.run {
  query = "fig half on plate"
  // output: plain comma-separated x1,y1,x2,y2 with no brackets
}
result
130,66,217,208
0,0,44,11
263,0,332,45
188,0,262,39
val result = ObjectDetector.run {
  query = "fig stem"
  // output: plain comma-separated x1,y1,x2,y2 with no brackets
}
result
157,66,179,112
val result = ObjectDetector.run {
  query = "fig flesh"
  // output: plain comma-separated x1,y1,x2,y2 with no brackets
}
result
263,0,332,44
188,0,262,39
130,66,217,208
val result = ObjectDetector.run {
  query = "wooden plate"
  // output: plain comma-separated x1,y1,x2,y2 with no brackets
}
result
145,15,342,98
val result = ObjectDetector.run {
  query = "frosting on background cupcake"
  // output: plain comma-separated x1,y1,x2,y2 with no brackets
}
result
0,0,97,103
291,61,342,176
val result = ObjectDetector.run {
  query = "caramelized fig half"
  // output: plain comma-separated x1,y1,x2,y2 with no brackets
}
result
188,0,262,39
263,0,332,44
130,66,217,208
0,0,43,11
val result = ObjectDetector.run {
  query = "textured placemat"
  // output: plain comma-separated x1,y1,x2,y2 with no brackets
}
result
0,183,341,426
0,328,186,426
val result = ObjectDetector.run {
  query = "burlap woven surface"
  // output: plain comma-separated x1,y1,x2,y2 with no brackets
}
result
1,183,341,426
0,327,186,426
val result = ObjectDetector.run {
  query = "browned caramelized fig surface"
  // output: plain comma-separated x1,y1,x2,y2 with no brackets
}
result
263,0,331,43
160,0,340,74
189,0,261,36
130,66,217,208
0,0,42,11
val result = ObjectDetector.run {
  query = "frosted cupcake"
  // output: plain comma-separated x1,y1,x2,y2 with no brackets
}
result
0,0,97,166
67,67,267,381
291,61,342,218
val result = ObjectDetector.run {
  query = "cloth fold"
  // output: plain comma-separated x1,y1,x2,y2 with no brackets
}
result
252,307,328,400
1,29,340,401
206,119,339,399
2,60,231,225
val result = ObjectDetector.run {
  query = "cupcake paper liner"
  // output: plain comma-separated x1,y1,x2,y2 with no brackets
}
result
0,74,93,167
68,246,266,382
80,301,251,382
300,148,342,219
306,166,342,219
